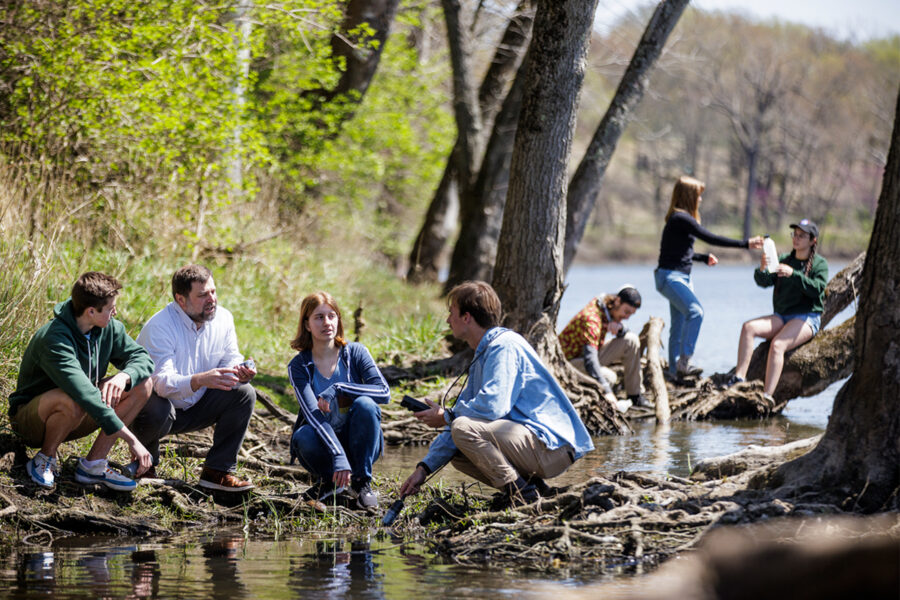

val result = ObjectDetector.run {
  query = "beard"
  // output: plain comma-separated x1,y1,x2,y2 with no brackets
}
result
186,303,216,324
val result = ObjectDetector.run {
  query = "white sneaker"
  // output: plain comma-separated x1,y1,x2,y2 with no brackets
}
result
26,453,56,488
75,458,137,492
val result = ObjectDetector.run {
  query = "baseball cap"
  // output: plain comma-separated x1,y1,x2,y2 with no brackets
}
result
789,218,819,239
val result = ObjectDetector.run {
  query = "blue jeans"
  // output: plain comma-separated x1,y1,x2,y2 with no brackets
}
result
775,311,822,335
290,396,383,484
655,268,704,373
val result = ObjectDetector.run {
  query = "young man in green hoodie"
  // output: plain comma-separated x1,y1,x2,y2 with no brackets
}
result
8,272,156,491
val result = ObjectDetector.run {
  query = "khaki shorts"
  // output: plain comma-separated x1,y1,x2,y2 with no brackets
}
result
10,390,99,448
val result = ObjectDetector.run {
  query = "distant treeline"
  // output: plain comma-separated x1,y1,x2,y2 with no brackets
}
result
578,8,899,259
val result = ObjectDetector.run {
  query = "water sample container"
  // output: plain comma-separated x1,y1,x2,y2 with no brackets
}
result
763,235,778,273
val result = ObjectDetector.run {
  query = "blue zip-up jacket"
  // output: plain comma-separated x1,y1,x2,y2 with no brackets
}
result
288,342,390,472
420,327,594,474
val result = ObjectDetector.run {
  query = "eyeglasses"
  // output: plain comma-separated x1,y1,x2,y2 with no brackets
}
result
790,230,810,239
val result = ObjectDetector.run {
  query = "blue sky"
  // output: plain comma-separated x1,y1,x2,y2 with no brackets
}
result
597,0,900,41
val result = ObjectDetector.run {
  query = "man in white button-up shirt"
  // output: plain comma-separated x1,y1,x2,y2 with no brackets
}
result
133,264,256,492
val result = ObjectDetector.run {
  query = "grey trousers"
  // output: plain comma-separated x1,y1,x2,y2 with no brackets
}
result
131,383,255,472
450,416,574,489
572,332,643,396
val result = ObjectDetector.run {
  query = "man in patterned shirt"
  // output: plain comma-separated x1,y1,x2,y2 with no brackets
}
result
558,286,650,409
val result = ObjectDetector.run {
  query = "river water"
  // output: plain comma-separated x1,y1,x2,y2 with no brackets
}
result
4,263,852,598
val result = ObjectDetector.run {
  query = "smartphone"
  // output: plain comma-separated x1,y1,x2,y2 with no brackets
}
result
400,395,430,412
232,358,255,389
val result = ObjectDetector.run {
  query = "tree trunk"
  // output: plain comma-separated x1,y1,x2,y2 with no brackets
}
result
743,146,758,241
441,0,482,183
491,0,627,435
322,0,401,103
642,317,670,424
492,0,597,335
772,85,900,512
407,166,458,283
406,2,533,282
445,58,527,289
563,0,689,272
745,252,865,401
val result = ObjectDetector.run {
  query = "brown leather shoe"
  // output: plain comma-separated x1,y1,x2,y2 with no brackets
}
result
198,466,255,492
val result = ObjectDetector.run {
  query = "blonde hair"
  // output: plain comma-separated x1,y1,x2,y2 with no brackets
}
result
665,176,704,223
290,291,347,352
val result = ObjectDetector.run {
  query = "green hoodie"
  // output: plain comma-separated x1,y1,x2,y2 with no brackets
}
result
8,300,154,435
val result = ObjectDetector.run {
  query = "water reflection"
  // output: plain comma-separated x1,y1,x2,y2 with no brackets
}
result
4,535,578,599
290,539,381,598
378,407,828,486
12,546,160,600
203,535,248,599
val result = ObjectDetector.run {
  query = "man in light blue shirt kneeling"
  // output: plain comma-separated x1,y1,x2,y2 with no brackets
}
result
400,281,594,507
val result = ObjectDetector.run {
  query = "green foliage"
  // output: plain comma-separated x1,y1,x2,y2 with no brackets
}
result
0,0,452,438
1,0,453,266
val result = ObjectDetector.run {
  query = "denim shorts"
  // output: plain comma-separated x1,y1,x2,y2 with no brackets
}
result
775,311,822,335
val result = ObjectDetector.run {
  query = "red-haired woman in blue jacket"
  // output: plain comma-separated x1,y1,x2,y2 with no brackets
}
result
288,292,389,509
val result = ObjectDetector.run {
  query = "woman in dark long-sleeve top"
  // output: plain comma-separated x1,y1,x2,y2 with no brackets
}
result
654,176,763,379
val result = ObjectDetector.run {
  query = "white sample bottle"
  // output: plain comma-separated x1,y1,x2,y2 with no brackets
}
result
763,235,778,273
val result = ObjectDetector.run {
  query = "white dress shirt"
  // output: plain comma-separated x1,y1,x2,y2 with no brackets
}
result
136,302,244,410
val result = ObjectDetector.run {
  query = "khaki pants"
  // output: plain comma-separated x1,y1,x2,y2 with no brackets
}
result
450,416,574,489
571,332,642,396
10,390,99,448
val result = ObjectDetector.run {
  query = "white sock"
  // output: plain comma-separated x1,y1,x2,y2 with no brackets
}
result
80,458,107,471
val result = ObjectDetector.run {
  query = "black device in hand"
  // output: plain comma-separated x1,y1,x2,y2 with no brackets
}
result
400,395,430,412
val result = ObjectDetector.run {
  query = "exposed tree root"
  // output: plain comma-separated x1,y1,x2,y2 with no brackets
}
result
384,436,890,574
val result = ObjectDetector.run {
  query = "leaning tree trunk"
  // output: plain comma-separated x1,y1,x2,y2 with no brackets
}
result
491,0,627,435
745,252,865,401
302,0,400,120
325,0,401,103
563,0,689,272
772,84,900,512
445,58,527,289
407,167,458,283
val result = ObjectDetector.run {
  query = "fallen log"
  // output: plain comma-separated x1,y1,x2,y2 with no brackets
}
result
571,513,900,600
256,389,295,425
690,435,822,482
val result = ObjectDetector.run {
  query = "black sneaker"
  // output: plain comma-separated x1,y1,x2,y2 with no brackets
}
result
352,480,378,509
503,482,539,508
726,374,745,387
527,476,560,498
628,393,653,408
303,480,345,502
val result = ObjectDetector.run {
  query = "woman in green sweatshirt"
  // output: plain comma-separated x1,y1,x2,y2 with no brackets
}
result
730,219,828,397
